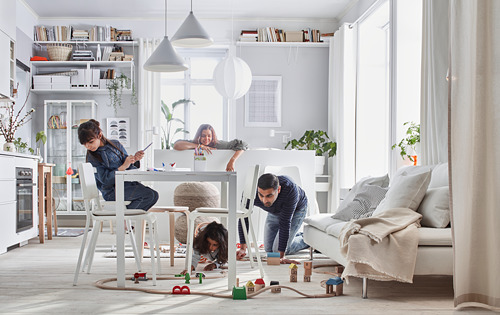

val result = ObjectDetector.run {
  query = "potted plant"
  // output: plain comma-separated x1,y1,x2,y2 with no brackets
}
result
285,130,337,174
0,93,35,152
107,73,138,112
160,99,195,149
13,137,29,153
392,121,420,165
29,131,47,160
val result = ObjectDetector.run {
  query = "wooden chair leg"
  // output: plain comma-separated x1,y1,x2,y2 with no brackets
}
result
100,221,104,232
109,220,114,234
46,198,53,240
38,169,45,244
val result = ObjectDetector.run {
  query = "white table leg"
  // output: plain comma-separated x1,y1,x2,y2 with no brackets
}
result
227,173,237,290
116,174,125,287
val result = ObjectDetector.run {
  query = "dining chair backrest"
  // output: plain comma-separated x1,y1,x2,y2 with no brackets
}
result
78,162,102,212
240,164,261,213
263,165,302,186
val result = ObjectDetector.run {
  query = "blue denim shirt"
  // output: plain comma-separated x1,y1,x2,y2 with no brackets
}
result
86,140,138,200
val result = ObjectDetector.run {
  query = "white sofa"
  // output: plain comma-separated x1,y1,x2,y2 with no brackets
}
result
303,163,453,298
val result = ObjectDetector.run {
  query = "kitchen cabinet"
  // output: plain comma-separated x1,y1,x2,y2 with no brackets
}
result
0,153,38,254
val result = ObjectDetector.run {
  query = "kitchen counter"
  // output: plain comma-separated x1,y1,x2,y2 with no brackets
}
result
0,150,42,160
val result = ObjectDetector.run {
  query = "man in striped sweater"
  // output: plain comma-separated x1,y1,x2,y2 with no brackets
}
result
237,173,309,264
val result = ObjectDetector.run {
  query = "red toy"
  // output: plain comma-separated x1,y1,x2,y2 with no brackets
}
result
172,286,191,294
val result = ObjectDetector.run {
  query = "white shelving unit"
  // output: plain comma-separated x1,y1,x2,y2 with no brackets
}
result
43,100,97,214
30,60,134,94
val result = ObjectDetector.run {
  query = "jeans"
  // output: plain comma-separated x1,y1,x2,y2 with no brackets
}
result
264,206,309,255
106,182,159,211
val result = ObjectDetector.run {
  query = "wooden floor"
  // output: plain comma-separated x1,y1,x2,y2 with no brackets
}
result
0,230,491,314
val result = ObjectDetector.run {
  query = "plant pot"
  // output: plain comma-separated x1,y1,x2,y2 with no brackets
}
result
3,142,16,152
315,156,326,175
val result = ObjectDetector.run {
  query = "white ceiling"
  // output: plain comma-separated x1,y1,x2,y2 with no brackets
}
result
22,0,354,21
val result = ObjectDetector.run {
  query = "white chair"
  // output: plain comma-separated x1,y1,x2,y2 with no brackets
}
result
73,162,160,286
185,164,264,278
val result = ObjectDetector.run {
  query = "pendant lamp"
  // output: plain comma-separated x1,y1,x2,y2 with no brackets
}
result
213,0,252,100
213,47,252,99
171,0,213,47
143,0,188,72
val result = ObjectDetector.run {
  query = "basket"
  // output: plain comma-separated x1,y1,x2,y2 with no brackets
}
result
47,43,73,61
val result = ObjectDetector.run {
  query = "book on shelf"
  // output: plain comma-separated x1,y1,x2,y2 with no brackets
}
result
34,24,133,42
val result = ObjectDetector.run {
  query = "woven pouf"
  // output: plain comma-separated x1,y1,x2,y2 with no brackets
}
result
173,182,221,244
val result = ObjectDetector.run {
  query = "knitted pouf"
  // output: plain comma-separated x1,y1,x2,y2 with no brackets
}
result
173,182,221,244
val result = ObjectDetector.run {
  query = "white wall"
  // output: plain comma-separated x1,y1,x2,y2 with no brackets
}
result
235,46,330,149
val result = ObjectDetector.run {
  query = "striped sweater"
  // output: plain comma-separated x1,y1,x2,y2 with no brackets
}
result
238,175,307,252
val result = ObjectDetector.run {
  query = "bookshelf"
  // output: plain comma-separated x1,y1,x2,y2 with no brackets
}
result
236,41,330,48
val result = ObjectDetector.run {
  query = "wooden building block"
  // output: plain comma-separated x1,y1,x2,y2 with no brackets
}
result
304,275,311,282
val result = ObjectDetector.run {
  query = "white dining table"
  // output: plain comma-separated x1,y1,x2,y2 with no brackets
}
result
115,170,237,290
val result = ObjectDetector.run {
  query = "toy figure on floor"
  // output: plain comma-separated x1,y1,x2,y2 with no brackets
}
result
78,119,158,211
180,222,228,275
237,173,309,264
173,123,248,171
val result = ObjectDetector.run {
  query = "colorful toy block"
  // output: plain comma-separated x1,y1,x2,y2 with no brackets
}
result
184,273,190,284
232,286,247,300
172,286,191,294
246,281,255,293
267,252,280,265
254,278,266,291
270,280,281,293
325,277,344,295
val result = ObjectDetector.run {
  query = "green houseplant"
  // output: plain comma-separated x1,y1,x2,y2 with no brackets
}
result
392,121,420,162
160,99,195,149
107,73,138,112
285,130,337,157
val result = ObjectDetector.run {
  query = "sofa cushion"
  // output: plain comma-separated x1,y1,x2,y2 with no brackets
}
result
428,163,449,188
373,170,432,216
337,174,390,213
303,214,344,232
417,186,450,228
418,227,452,246
325,221,348,238
332,184,388,221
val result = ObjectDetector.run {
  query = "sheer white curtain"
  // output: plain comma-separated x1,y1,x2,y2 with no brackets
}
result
449,0,500,309
138,38,162,169
420,0,449,165
331,23,356,211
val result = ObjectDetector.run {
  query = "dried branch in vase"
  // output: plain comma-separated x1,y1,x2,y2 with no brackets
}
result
0,92,35,143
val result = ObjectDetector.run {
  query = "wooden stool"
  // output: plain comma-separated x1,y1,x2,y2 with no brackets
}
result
146,206,190,267
38,163,56,243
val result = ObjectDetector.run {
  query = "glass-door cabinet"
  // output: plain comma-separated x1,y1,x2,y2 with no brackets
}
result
43,100,97,214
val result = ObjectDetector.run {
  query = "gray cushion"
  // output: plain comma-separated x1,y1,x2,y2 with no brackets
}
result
332,184,388,221
337,174,389,214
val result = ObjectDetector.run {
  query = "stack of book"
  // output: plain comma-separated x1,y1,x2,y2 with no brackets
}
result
72,50,94,61
239,30,258,42
257,27,285,42
72,29,90,41
302,28,322,42
116,30,133,41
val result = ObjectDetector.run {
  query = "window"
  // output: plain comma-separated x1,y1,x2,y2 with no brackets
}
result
160,49,226,145
353,0,422,181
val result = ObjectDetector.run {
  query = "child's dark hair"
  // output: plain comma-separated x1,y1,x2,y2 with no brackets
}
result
193,124,218,146
193,221,228,265
78,119,124,162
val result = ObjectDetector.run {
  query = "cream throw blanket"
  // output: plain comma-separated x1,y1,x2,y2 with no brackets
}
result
339,207,422,283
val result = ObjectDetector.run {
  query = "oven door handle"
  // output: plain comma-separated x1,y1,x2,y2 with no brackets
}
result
17,183,36,187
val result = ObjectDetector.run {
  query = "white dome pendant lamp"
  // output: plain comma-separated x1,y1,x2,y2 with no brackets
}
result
213,0,252,100
143,0,188,72
213,46,252,99
171,0,213,47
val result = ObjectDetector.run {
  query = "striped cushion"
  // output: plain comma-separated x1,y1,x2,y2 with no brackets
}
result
332,184,388,221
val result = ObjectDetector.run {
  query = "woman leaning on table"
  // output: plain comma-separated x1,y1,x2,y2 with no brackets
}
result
173,123,248,171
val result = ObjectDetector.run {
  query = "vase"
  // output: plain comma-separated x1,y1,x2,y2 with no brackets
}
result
3,142,16,152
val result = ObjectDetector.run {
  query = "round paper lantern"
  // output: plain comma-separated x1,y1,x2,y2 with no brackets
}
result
213,53,252,99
